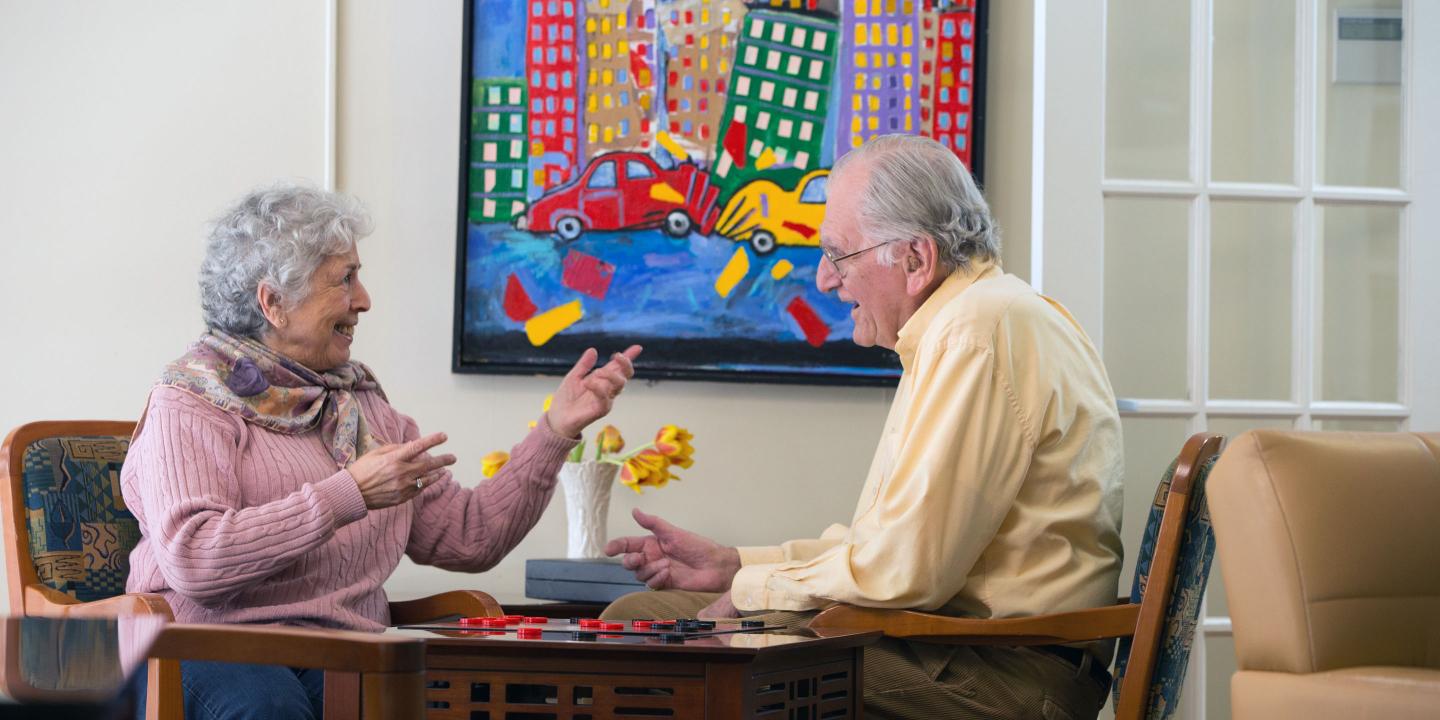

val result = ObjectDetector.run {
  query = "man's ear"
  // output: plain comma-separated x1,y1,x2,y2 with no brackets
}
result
903,236,943,296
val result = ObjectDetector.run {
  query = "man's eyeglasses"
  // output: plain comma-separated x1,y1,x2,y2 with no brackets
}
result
821,241,889,278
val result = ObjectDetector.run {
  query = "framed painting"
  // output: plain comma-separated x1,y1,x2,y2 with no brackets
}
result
454,0,987,385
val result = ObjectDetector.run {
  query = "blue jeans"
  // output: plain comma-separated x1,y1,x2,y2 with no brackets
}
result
133,660,325,720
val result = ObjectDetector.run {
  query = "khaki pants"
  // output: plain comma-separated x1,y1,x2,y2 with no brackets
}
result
602,590,1108,720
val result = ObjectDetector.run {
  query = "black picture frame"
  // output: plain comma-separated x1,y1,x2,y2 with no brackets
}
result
453,0,987,385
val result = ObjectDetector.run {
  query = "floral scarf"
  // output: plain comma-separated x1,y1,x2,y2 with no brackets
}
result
140,329,387,469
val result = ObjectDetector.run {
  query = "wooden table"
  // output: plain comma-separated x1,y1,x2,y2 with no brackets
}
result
388,623,880,719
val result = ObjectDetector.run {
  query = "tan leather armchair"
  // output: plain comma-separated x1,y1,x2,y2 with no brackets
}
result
1208,430,1440,720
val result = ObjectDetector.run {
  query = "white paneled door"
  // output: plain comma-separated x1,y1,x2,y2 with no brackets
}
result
1039,1,1438,718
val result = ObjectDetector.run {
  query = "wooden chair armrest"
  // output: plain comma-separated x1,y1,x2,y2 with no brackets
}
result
808,604,1141,645
388,590,502,625
23,585,174,620
147,623,425,674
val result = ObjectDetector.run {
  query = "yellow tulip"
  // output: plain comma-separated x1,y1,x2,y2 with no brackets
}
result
619,449,670,494
654,425,695,469
598,425,625,454
530,395,555,429
481,451,510,478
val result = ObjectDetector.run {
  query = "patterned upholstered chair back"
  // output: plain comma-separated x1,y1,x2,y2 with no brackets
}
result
1111,436,1224,720
1,421,141,612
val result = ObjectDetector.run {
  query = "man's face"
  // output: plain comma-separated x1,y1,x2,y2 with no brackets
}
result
815,163,910,350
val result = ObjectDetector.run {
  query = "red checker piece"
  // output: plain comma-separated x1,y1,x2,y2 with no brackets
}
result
632,620,654,630
601,622,624,631
516,627,543,639
523,616,549,624
578,619,604,629
458,617,487,626
502,615,524,625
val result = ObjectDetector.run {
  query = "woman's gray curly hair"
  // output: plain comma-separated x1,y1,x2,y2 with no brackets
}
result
199,183,372,339
832,134,999,271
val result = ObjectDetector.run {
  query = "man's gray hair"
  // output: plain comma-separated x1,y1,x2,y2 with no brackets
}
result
832,134,999,271
199,183,372,339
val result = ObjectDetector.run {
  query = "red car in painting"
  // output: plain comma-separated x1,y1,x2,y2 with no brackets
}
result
517,152,720,241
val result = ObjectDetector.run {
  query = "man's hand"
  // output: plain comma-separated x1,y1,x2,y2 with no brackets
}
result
697,591,740,619
604,509,742,592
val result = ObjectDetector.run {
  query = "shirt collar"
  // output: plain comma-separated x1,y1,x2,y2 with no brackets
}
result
895,260,999,369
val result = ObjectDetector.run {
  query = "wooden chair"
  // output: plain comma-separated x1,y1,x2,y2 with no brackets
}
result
0,420,173,621
809,432,1225,720
1,420,505,718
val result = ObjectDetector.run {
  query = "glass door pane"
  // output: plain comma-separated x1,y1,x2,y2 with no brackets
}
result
1211,0,1296,184
1104,197,1191,399
1209,200,1295,400
1318,0,1404,188
1105,0,1191,180
1317,203,1400,402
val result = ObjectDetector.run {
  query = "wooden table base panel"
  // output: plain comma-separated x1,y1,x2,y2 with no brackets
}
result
424,669,705,719
422,653,861,719
748,658,857,719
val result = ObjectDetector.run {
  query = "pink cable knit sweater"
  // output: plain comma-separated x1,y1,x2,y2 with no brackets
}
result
121,386,575,631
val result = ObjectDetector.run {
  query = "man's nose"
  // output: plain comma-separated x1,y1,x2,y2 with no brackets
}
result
815,259,841,293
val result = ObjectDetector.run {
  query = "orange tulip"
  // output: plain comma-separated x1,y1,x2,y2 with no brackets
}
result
619,449,671,494
598,424,625,454
653,425,695,469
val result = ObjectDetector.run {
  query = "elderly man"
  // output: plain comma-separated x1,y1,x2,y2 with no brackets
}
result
604,134,1123,719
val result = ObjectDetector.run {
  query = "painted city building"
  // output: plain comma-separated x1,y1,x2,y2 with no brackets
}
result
526,0,585,196
655,0,746,163
751,0,842,16
470,78,530,222
583,0,658,159
919,1,976,167
836,0,921,155
917,0,940,138
712,9,839,200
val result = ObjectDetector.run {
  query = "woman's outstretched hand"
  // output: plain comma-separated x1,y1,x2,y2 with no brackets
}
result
545,345,643,438
349,432,456,509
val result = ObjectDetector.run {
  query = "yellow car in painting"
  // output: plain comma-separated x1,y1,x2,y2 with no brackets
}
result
715,170,829,255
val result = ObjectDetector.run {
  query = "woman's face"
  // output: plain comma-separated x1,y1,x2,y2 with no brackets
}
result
266,248,371,372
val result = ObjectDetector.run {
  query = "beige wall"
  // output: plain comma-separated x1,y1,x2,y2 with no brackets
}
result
0,0,329,607
0,1,1032,608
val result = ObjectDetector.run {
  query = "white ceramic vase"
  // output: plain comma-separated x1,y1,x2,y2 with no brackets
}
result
558,461,617,559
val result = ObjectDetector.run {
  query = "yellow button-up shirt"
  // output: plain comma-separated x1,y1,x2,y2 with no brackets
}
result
731,263,1125,621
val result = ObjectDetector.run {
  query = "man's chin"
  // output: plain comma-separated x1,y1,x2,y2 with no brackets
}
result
850,330,875,348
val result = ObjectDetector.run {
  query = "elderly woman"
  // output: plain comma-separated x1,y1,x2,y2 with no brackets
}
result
122,183,640,719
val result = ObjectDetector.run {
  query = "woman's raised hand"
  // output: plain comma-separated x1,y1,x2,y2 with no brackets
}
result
545,345,643,438
348,432,456,509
